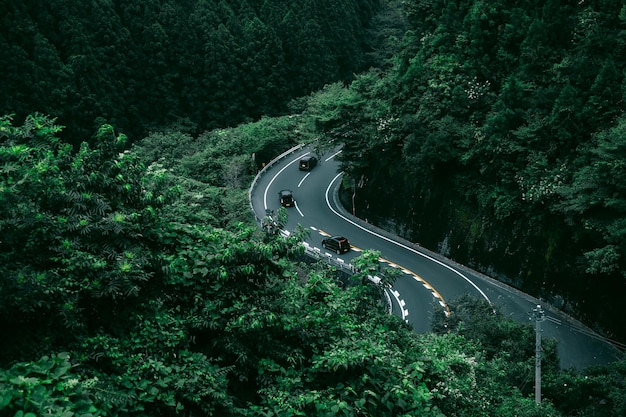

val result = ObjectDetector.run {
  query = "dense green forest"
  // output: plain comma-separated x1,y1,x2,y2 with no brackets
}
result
2,112,625,417
328,0,626,342
1,0,380,144
2,0,626,415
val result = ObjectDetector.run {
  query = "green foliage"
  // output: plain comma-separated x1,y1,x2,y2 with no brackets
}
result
334,0,626,341
128,115,311,230
0,0,382,144
432,296,559,389
80,333,232,415
0,114,168,361
544,360,626,417
351,249,400,290
301,74,396,183
241,271,437,417
417,333,561,417
131,115,306,180
0,352,102,416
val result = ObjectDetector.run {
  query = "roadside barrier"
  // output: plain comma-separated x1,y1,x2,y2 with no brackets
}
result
249,145,392,314
248,143,304,223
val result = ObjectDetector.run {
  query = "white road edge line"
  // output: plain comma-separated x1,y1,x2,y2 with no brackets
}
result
387,287,408,321
294,200,304,217
263,152,309,210
324,172,491,304
297,172,311,188
325,149,342,162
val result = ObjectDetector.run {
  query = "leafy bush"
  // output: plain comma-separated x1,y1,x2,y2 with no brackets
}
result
0,352,101,417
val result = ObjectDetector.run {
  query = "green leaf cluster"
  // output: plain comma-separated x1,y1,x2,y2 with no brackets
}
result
0,114,170,361
0,352,101,417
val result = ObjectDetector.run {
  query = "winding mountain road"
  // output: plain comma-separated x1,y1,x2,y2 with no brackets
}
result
249,146,623,370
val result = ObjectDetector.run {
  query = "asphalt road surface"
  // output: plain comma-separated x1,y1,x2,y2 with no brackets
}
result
249,146,624,370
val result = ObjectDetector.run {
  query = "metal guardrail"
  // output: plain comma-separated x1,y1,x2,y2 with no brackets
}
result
299,238,392,313
249,146,392,314
248,143,304,223
248,147,626,351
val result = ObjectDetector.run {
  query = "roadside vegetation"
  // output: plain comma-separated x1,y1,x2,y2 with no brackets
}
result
1,109,624,417
1,0,625,415
330,0,626,345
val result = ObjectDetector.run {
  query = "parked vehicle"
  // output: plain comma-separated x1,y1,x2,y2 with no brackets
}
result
299,155,318,171
322,235,351,254
279,190,294,207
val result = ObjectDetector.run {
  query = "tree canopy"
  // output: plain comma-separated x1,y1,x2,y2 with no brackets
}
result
3,0,626,415
0,0,381,144
331,0,626,344
1,109,624,417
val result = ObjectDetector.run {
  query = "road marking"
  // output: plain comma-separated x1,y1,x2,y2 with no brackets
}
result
263,152,309,210
297,172,311,188
324,172,490,306
387,286,409,321
392,264,450,316
294,200,304,217
325,149,342,161
546,316,562,326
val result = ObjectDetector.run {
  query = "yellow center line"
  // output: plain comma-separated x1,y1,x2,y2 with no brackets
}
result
314,231,448,316
380,257,450,316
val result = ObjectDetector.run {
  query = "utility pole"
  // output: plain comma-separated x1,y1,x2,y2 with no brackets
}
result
352,177,356,216
532,304,546,404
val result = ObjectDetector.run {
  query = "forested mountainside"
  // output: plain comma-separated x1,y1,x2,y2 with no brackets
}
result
3,111,624,417
2,0,626,415
1,0,380,144
331,0,626,341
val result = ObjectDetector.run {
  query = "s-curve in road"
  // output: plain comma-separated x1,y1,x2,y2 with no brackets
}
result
249,146,624,370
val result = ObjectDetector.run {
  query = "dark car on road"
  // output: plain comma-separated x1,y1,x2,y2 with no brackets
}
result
279,190,294,207
322,235,351,254
299,155,318,171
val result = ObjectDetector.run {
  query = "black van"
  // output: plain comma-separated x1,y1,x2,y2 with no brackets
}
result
279,190,294,207
322,235,351,254
299,155,318,171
